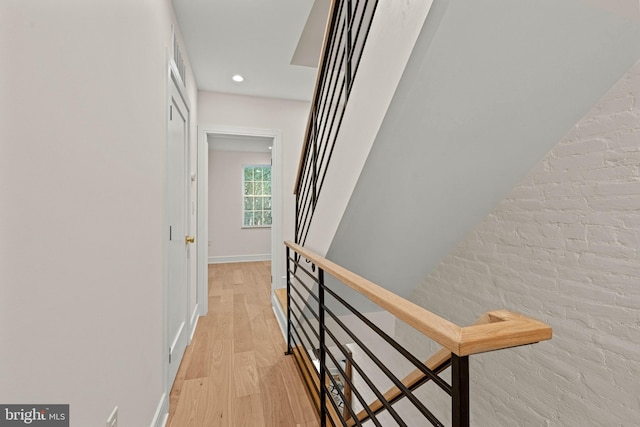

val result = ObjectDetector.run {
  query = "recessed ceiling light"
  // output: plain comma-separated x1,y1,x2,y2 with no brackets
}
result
232,74,244,82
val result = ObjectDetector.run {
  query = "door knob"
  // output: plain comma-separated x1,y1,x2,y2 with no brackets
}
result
185,235,195,244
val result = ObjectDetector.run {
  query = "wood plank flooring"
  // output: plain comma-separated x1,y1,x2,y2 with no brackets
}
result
167,261,319,427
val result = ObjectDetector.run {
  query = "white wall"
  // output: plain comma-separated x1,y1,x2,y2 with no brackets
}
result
0,1,198,425
326,0,640,307
399,59,640,426
208,150,271,262
198,92,310,283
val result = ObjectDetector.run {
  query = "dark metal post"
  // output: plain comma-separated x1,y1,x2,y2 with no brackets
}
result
311,113,318,210
285,246,293,355
345,0,353,91
295,192,300,243
452,354,470,427
318,267,327,427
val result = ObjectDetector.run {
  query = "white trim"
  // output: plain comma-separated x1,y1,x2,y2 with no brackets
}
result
161,48,170,423
149,393,168,427
208,254,271,264
189,304,199,341
169,59,189,111
271,293,287,341
163,56,192,404
242,163,273,228
169,321,186,357
197,125,284,317
197,126,208,317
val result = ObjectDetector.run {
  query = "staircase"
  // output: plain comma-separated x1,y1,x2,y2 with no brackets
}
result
284,1,640,426
294,0,433,256
294,0,380,247
281,242,552,426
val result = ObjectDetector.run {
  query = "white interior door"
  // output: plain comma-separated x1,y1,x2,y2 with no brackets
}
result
167,74,189,386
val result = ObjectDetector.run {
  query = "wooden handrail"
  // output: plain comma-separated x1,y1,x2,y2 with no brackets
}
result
294,0,338,195
285,241,552,357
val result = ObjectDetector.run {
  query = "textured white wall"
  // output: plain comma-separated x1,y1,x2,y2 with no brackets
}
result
399,60,640,426
0,1,198,425
208,150,272,259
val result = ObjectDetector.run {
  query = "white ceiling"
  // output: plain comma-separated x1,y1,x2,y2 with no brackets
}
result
171,0,330,101
171,0,640,103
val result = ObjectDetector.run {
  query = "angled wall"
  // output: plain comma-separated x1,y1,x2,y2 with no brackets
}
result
303,0,436,256
326,0,640,312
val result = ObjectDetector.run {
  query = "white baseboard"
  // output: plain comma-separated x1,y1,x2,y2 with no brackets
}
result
189,304,199,342
208,254,271,264
271,293,287,341
150,393,168,427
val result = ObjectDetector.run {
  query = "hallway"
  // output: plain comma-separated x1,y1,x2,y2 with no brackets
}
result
167,262,319,426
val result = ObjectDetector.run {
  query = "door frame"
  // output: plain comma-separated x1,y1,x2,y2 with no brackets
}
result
197,124,283,316
162,59,192,409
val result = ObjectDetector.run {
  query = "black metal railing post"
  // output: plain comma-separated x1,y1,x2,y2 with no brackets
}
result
295,191,300,243
345,0,353,91
312,117,318,210
452,354,470,427
285,246,293,355
318,267,327,427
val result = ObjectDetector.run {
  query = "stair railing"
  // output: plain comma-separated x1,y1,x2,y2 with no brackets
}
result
284,241,552,427
294,0,379,245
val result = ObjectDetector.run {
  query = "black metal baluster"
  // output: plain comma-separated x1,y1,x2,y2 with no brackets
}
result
295,192,300,243
345,0,353,91
312,115,318,211
318,267,327,427
285,246,292,355
452,354,470,427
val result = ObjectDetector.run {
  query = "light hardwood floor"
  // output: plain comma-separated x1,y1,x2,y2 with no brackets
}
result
167,261,319,427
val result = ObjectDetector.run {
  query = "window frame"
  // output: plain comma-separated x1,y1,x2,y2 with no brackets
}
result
242,164,272,228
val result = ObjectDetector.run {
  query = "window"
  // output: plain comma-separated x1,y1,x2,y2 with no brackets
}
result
243,165,272,227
